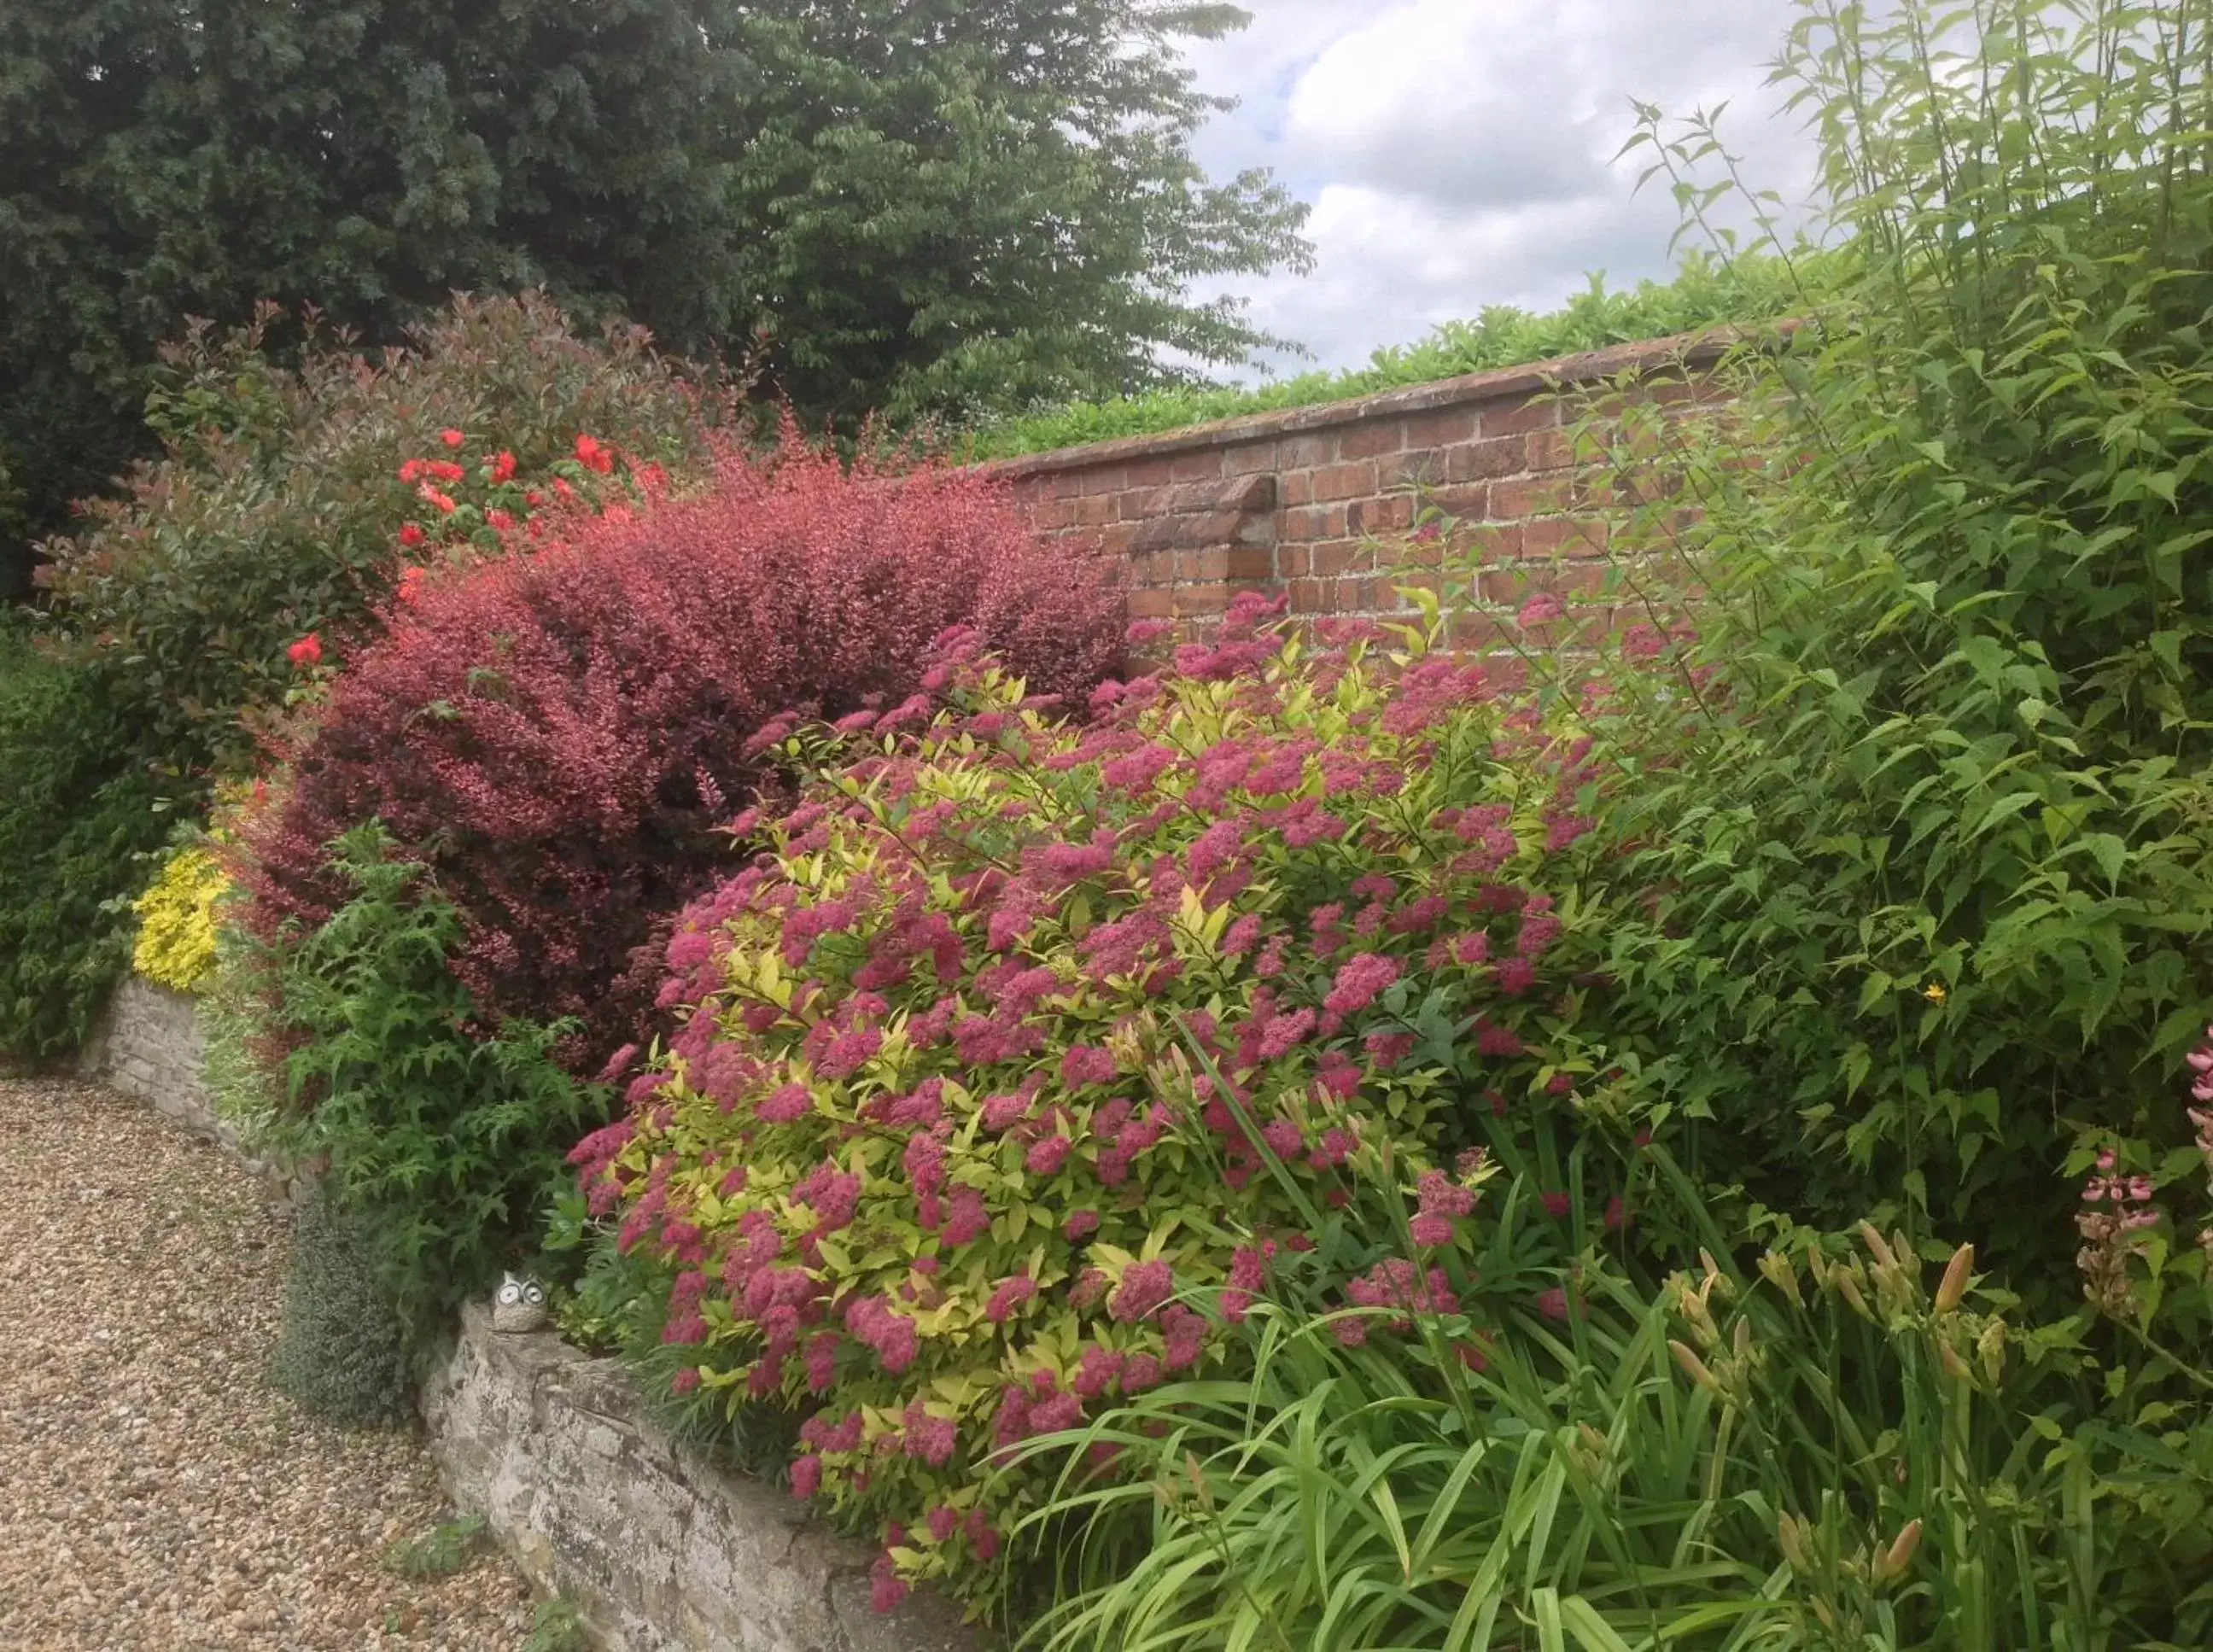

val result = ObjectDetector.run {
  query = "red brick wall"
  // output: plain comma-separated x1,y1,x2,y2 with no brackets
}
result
971,332,1736,639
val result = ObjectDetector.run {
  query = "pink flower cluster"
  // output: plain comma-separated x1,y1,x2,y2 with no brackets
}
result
1337,1258,1460,1346
1410,1168,1480,1247
2189,1030,2213,1211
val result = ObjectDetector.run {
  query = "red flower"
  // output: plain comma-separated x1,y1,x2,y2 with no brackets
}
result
286,633,324,668
398,522,426,547
397,458,425,482
574,433,615,474
491,450,517,483
440,427,465,448
395,566,425,605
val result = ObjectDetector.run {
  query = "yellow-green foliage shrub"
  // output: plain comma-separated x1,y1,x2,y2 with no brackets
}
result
131,844,228,993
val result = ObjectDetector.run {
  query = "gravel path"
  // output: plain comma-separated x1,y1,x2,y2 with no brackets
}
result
0,1075,539,1651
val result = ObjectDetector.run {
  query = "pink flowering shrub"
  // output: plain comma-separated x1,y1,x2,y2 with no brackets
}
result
2071,1022,2213,1330
581,596,1619,1608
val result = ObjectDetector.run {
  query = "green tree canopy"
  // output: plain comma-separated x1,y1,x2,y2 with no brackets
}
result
0,0,1310,593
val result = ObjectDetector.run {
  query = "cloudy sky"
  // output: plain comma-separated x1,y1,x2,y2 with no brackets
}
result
1177,0,1817,377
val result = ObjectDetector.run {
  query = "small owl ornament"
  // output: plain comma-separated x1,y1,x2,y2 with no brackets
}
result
492,1272,549,1334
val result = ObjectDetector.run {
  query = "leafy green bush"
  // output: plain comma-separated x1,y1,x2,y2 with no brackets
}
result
1021,1205,2213,1651
954,252,1829,462
582,602,1641,1610
38,293,737,782
272,826,610,1353
1448,0,2213,1311
0,619,175,1056
268,1178,415,1428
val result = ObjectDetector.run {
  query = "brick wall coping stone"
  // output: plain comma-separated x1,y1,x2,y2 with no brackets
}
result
969,326,1769,481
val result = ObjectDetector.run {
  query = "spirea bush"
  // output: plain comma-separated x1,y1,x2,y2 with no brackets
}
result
239,436,1125,1062
581,599,1623,1610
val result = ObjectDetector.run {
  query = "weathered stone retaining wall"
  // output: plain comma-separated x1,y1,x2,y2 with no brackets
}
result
78,974,256,1170
79,976,303,1206
84,974,980,1652
79,974,211,1130
426,1303,978,1652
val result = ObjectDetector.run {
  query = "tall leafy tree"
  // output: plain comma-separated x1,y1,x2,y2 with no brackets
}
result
0,0,1309,593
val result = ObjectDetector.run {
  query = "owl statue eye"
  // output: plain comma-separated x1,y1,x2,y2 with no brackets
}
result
493,1270,551,1333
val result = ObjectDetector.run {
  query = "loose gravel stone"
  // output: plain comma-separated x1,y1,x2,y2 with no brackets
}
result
0,1076,539,1651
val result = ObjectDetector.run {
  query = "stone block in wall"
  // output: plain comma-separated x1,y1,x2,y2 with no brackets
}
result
423,1304,983,1652
1159,474,1276,517
82,975,300,1210
1130,509,1252,556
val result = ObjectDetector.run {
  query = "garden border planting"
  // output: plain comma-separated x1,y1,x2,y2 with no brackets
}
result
81,976,981,1652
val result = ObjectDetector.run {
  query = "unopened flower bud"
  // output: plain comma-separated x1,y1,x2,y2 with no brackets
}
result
1937,1339,1973,1385
1776,1511,1812,1571
1934,1242,1975,1316
1757,1247,1804,1308
1836,1271,1872,1321
1669,1339,1722,1396
1859,1222,1897,1270
1876,1519,1922,1583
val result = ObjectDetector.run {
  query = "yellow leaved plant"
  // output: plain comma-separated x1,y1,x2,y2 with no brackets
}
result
131,845,231,994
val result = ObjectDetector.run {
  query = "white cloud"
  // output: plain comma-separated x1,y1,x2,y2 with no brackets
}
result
1179,0,1817,374
1225,182,1688,372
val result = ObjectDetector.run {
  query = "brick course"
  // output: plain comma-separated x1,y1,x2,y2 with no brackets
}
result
972,330,1747,637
